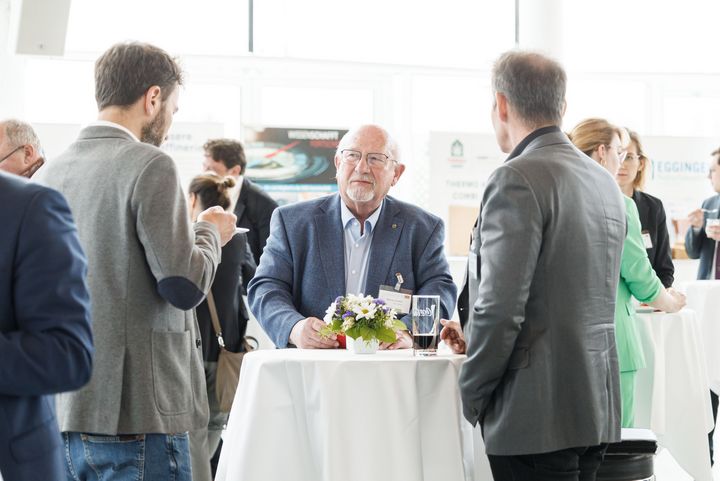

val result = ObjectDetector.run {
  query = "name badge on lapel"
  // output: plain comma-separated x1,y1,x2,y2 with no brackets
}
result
641,231,653,249
378,273,412,313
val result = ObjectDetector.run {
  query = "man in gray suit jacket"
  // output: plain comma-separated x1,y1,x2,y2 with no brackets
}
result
35,42,236,481
248,125,456,349
442,51,626,480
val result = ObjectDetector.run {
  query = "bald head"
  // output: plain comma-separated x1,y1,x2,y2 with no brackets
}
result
334,124,405,223
337,124,399,162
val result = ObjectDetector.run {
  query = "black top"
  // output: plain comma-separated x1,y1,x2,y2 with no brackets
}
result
196,234,257,360
235,178,279,267
631,190,674,288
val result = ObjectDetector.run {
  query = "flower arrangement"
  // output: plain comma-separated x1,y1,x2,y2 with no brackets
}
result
321,294,407,344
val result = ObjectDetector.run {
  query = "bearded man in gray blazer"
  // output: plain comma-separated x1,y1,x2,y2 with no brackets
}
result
35,42,236,481
442,51,626,480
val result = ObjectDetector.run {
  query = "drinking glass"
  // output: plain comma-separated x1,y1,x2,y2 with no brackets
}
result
412,295,440,356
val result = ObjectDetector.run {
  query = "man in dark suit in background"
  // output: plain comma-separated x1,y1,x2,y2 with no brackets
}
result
686,147,720,465
203,139,279,266
448,51,626,481
0,172,93,480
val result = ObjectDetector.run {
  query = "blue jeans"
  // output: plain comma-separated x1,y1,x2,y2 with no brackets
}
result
63,432,192,481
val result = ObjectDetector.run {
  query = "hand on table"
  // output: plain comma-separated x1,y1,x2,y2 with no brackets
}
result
439,319,466,354
289,317,339,349
380,330,412,350
665,288,687,313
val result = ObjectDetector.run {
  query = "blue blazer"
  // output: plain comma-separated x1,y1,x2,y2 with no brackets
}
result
248,194,457,347
0,173,93,480
685,194,720,279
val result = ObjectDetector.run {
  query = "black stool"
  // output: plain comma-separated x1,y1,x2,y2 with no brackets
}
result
596,429,657,481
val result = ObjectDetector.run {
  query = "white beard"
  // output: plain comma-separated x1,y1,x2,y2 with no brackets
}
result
347,183,374,202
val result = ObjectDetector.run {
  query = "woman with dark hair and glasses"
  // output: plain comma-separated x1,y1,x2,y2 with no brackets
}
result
186,172,256,481
616,129,674,287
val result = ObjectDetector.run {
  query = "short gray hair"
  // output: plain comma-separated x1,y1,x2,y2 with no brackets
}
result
492,50,567,127
2,119,42,151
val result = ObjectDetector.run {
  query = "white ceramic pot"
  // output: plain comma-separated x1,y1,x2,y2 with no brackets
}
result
346,336,379,354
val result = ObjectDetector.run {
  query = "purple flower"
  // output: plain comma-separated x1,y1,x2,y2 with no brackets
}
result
342,311,353,319
335,296,344,304
374,298,386,305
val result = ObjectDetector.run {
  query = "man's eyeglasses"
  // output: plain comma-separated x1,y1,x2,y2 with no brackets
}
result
340,149,396,168
0,145,24,164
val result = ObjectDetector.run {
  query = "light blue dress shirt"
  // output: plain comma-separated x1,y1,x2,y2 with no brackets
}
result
341,200,383,296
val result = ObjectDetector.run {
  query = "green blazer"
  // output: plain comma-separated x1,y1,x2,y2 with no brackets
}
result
616,196,662,372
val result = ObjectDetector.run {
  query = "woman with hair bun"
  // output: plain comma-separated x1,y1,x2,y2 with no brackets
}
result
187,172,256,481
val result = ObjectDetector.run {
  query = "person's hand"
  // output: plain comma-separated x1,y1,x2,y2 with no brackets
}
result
289,317,338,349
707,224,720,241
197,206,237,246
380,330,412,350
440,319,466,354
665,288,687,313
688,208,704,228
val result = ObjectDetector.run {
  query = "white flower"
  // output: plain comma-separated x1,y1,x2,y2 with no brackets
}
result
323,302,337,324
353,300,377,321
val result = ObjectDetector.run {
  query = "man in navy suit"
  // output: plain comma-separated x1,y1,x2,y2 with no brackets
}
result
248,124,456,349
686,147,720,465
0,172,93,480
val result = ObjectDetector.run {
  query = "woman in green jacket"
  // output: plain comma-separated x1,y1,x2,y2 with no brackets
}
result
569,118,686,427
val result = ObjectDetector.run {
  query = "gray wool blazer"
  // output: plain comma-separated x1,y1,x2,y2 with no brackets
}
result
460,128,626,455
35,125,221,435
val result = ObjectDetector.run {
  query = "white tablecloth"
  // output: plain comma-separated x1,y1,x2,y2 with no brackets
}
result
216,349,480,481
635,310,714,481
683,280,720,394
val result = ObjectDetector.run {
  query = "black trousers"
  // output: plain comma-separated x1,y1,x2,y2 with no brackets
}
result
488,444,608,481
710,390,719,466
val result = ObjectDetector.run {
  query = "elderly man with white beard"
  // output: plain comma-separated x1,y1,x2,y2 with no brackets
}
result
248,124,456,349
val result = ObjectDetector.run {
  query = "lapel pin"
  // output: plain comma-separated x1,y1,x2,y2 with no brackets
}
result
392,223,397,229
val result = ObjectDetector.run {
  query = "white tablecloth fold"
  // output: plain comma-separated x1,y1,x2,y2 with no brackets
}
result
682,280,720,393
635,310,714,481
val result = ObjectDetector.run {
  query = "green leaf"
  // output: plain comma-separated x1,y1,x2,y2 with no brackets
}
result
376,326,396,343
392,320,408,331
358,325,374,341
345,326,360,339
